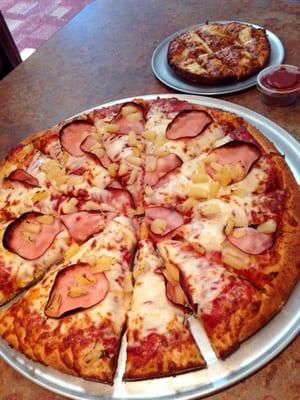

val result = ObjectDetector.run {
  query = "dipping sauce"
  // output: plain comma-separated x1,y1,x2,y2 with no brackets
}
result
261,66,300,91
257,64,300,106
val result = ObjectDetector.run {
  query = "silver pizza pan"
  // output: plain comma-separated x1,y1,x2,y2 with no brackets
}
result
151,21,285,95
0,94,299,400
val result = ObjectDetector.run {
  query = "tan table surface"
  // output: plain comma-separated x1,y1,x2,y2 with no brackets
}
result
0,0,299,399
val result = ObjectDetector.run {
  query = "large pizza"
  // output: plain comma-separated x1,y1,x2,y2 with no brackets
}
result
0,97,299,385
167,22,270,85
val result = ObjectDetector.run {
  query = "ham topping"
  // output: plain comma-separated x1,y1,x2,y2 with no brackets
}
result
227,227,274,255
3,212,62,260
60,211,105,243
166,110,212,140
144,154,182,186
206,140,261,182
45,263,109,318
106,180,123,189
106,188,135,211
8,169,39,187
60,120,96,156
166,281,190,309
145,207,184,236
111,102,145,135
80,135,111,168
153,168,180,189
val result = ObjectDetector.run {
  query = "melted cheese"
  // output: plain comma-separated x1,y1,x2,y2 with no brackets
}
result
127,241,184,339
157,241,228,314
23,216,136,330
220,165,268,196
181,197,252,251
0,228,70,304
0,187,53,219
26,151,48,184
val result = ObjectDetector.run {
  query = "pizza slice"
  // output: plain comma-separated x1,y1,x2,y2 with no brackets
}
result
173,191,287,287
143,98,225,163
91,101,146,207
0,216,137,384
0,212,71,305
1,119,120,204
124,237,205,380
157,240,274,359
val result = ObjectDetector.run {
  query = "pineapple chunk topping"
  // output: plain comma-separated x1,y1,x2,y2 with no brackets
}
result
125,155,142,167
90,255,115,273
107,163,119,177
36,215,55,225
221,244,251,270
127,168,139,185
191,173,209,183
188,185,209,200
232,229,247,238
61,198,78,214
142,130,156,140
257,219,277,234
118,163,128,176
32,190,49,203
144,185,153,196
125,112,142,122
121,105,139,117
150,218,167,235
104,123,119,133
23,221,41,234
178,197,198,213
225,218,235,236
64,243,80,261
145,156,157,172
128,131,137,146
76,273,96,286
68,286,88,298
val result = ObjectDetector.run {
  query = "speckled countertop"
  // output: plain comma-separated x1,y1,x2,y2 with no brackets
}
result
0,1,299,399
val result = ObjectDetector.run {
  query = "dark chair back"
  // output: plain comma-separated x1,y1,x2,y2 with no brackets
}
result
0,10,22,79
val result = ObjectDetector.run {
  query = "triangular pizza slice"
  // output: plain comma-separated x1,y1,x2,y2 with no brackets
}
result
0,216,137,384
157,240,272,359
124,236,205,380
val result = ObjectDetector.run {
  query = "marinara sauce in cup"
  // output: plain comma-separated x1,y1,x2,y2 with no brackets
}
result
257,64,300,106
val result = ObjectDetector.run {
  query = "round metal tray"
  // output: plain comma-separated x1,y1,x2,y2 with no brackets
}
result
0,94,299,400
151,21,285,95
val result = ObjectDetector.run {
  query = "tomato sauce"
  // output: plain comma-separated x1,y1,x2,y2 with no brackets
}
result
261,66,300,91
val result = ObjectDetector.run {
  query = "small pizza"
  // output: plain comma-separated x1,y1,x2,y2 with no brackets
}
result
167,22,270,85
0,96,299,385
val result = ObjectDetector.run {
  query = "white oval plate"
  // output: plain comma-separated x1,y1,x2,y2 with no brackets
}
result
0,94,299,400
151,21,285,95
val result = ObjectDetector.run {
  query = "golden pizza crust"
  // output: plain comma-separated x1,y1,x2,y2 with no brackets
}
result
124,328,206,380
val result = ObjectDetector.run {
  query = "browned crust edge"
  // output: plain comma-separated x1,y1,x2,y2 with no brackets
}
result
124,337,206,381
123,360,206,381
